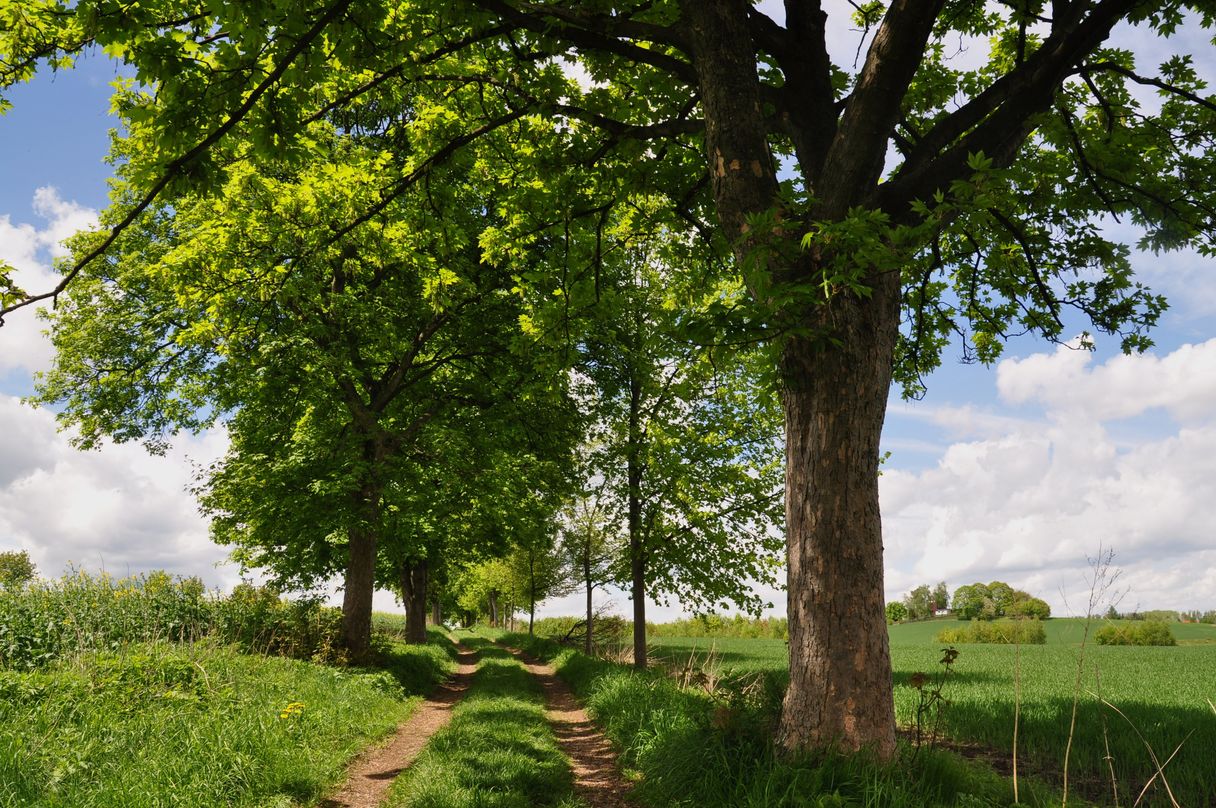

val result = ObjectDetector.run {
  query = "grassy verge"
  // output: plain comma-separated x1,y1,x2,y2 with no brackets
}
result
502,631,1069,808
649,630,1215,806
385,634,583,808
0,631,455,808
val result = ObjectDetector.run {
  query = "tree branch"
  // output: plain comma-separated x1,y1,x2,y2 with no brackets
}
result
1,0,355,324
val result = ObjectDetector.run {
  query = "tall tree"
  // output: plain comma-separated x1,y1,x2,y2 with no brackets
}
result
558,482,623,655
35,136,576,659
6,1,1214,754
577,245,785,668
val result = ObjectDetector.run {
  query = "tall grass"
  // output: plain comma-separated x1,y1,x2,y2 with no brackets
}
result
0,570,347,669
0,634,456,807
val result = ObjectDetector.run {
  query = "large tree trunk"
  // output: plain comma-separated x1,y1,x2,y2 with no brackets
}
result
679,0,904,757
488,590,498,627
776,270,901,758
401,557,429,645
431,600,441,626
341,523,377,664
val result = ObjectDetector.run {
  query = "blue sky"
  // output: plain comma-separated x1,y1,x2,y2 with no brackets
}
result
2,21,1215,621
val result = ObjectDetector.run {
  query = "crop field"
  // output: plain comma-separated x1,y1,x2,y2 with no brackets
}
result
651,619,1216,806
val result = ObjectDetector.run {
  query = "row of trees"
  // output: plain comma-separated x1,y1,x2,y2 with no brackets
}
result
6,0,1214,758
29,58,785,665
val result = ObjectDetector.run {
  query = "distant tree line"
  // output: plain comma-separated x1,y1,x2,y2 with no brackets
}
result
952,581,1050,620
1105,607,1216,624
886,579,1051,623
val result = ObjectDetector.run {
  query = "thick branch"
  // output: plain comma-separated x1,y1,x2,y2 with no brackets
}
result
815,0,947,216
468,0,698,85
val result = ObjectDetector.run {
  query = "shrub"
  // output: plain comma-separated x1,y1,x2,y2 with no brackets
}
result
935,620,1046,645
0,570,355,670
1094,620,1176,646
648,613,789,640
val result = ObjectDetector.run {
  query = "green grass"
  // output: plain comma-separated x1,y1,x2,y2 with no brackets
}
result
505,631,1055,808
385,634,583,808
0,632,455,807
650,619,1216,806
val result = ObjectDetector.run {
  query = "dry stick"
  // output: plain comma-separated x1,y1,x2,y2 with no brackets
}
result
1061,546,1123,807
1012,631,1021,804
1092,694,1189,808
1095,667,1120,807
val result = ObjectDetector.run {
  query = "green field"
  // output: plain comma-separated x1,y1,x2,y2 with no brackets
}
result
651,619,1216,806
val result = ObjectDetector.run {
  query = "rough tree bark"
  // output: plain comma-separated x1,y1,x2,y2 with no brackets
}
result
340,457,383,663
402,557,429,644
776,272,901,757
341,521,377,664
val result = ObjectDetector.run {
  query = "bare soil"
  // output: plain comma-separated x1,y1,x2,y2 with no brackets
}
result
319,643,478,808
512,649,638,808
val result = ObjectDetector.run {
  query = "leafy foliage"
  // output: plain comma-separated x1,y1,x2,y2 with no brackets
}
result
935,621,1047,645
951,582,1051,621
0,569,354,670
1094,620,1177,646
0,551,35,590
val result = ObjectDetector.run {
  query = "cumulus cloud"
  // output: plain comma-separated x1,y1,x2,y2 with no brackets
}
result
0,394,240,587
883,341,1216,614
0,187,97,374
997,338,1216,423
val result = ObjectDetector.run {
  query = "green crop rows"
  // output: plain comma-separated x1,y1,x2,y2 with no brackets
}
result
651,619,1216,806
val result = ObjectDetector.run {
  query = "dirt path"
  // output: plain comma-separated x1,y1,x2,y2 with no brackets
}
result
319,642,478,808
512,650,637,808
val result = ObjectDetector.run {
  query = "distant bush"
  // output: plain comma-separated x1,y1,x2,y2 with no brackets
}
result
648,613,788,640
935,620,1046,645
1094,620,1176,646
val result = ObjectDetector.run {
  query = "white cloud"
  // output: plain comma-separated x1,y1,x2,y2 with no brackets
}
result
0,394,238,587
884,341,1216,614
997,338,1216,423
0,187,98,374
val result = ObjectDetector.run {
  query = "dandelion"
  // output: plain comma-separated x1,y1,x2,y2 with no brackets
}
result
278,701,305,720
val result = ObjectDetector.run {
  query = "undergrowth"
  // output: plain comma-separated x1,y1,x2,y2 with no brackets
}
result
0,570,352,669
499,631,1063,808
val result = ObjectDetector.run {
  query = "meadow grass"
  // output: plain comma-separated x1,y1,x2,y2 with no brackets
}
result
384,633,584,808
0,632,455,807
649,619,1216,806
505,631,1056,808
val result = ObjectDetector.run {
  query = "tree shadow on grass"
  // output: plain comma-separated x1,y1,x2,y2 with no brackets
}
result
939,697,1215,807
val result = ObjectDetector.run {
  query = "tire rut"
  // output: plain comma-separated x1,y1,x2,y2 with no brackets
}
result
319,642,478,808
510,648,638,808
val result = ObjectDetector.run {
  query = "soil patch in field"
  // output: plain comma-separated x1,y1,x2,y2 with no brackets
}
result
511,648,637,808
320,641,478,808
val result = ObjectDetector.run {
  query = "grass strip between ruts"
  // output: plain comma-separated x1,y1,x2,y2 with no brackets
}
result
384,634,585,808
